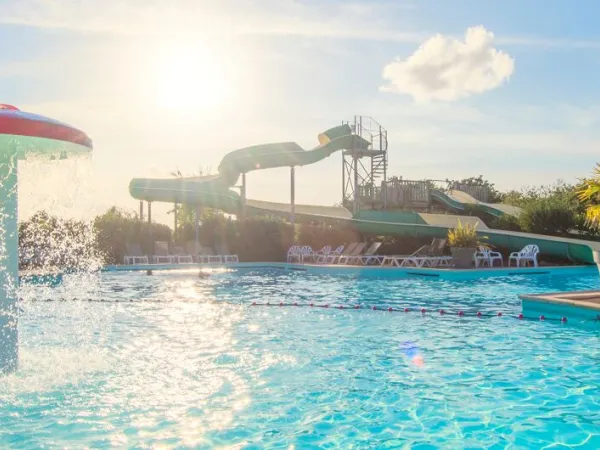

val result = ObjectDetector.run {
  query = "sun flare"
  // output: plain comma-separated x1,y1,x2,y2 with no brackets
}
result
155,44,232,112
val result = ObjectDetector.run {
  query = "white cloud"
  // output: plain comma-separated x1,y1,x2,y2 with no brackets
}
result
381,26,515,102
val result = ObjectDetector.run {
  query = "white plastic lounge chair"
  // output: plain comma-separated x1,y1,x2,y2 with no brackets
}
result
124,243,149,265
355,242,383,265
287,245,302,263
317,245,343,264
338,242,367,264
216,243,239,263
381,238,451,267
152,241,173,264
313,246,331,264
299,246,314,263
509,245,539,267
172,246,194,264
324,243,356,264
185,240,200,259
198,246,222,264
474,246,503,268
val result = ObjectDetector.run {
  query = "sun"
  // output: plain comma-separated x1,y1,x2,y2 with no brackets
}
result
155,44,232,112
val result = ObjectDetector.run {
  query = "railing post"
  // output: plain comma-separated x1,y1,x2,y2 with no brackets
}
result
353,157,359,214
290,166,295,224
240,172,246,219
173,203,178,243
147,201,152,259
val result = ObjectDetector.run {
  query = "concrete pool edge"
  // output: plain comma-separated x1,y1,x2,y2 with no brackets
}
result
520,290,600,322
102,262,598,280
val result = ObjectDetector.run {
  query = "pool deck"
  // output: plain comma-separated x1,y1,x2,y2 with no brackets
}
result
520,290,600,321
102,262,598,280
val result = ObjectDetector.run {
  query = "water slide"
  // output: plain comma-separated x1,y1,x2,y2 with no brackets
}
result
129,126,600,264
431,189,522,218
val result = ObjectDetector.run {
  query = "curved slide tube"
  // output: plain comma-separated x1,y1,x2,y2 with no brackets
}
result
130,127,600,264
431,189,522,218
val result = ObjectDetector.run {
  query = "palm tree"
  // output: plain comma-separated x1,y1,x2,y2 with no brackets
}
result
577,163,600,227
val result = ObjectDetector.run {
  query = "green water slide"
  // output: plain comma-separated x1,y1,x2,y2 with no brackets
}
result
129,125,600,264
130,124,366,208
431,189,522,218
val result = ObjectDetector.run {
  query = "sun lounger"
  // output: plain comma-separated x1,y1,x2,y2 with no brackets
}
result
152,241,173,264
338,242,367,264
316,245,343,264
198,246,222,264
124,243,149,265
172,246,194,264
216,243,239,263
351,242,383,265
324,243,356,264
381,238,452,267
313,246,331,264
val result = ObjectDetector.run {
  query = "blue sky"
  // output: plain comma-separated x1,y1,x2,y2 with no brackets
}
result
2,0,600,223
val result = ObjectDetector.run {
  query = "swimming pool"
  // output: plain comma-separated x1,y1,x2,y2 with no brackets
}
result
3,268,600,448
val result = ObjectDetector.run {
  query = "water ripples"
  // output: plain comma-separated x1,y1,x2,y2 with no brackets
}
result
2,268,600,448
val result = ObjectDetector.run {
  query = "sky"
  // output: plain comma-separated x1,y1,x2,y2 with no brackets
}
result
3,0,600,224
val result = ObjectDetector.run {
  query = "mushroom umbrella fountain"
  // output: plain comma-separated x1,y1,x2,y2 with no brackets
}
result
0,104,92,374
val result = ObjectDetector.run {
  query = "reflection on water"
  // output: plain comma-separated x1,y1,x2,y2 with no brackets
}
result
3,269,600,448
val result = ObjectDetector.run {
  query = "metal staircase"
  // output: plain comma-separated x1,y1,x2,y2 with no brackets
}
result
341,116,388,213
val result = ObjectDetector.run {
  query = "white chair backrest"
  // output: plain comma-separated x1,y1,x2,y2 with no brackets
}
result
287,246,300,255
319,246,332,255
301,246,313,255
478,245,490,255
521,244,539,256
332,245,344,255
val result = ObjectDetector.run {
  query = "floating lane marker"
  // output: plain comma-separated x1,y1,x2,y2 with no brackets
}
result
23,298,570,323
249,302,567,322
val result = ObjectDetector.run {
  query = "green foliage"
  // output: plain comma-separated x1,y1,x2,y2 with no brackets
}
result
447,221,480,248
517,197,576,236
295,222,359,251
93,207,171,264
19,211,101,270
489,214,522,232
501,182,576,207
501,181,599,237
578,163,600,230
234,216,294,261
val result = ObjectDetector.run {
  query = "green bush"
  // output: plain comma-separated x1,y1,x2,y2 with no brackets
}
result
93,207,171,264
517,197,576,236
489,214,522,232
295,222,359,251
19,211,102,270
233,216,294,261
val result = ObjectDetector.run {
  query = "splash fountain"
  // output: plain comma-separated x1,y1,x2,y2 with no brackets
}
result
0,104,92,374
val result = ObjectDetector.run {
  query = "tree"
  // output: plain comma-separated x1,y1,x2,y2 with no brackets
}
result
517,197,576,236
578,163,600,229
19,211,101,270
93,207,171,264
503,181,596,236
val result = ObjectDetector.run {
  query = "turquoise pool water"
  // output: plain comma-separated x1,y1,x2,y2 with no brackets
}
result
3,268,600,448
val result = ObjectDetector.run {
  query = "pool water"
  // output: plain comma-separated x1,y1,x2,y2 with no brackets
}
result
3,268,600,448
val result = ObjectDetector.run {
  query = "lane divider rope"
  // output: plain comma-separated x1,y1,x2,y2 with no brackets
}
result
250,302,568,322
24,298,573,323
